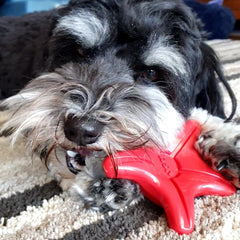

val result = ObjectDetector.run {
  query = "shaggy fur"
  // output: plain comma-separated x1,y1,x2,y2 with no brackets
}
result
0,0,239,210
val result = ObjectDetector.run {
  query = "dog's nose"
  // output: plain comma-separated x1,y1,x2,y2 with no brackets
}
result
64,116,104,146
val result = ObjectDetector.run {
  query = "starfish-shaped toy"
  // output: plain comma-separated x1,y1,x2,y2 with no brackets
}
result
103,120,236,234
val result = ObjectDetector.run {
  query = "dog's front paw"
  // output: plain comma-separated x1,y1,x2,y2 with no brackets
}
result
196,133,240,188
88,178,142,211
72,176,142,211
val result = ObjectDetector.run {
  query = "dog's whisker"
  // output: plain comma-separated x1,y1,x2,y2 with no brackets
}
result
43,142,57,169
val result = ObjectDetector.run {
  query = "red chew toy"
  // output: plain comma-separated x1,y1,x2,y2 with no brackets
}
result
103,120,236,234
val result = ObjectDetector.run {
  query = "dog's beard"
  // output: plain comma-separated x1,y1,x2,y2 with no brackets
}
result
0,62,184,178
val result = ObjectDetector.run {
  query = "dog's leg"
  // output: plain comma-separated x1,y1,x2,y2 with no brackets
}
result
69,171,142,211
191,108,240,188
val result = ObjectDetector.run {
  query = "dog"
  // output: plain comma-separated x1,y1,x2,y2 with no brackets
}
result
0,0,239,211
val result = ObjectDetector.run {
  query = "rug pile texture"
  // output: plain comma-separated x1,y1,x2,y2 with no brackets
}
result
0,39,240,240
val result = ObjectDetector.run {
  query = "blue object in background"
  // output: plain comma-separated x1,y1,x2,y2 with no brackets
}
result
0,0,69,16
0,0,7,6
208,0,223,6
184,0,235,40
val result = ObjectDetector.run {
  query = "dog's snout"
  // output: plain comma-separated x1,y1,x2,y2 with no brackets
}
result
64,116,104,146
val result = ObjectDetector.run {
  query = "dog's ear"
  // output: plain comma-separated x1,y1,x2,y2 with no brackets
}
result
195,42,236,120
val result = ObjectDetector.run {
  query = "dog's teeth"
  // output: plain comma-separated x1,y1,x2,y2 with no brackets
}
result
67,150,77,157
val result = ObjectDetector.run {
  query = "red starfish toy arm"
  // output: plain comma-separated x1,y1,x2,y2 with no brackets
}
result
103,120,236,234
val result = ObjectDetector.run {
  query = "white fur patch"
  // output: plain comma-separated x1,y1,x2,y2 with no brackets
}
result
143,36,188,76
190,107,240,143
55,10,110,48
139,85,185,148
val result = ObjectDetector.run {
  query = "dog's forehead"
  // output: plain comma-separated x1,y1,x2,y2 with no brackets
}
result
55,1,170,51
60,52,134,87
54,0,188,80
55,9,111,48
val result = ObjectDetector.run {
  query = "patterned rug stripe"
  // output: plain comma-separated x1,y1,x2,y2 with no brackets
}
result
221,61,240,78
226,73,240,81
59,200,162,240
0,180,62,219
0,137,52,200
220,56,240,65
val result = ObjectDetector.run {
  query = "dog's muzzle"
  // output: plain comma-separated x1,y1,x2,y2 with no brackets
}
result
64,116,104,174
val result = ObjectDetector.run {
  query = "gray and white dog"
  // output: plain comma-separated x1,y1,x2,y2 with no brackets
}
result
0,0,239,211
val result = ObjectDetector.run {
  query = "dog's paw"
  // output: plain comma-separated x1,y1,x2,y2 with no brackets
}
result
72,177,142,211
88,178,142,211
196,133,240,188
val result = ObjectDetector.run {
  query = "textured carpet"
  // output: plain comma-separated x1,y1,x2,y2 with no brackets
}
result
0,39,240,240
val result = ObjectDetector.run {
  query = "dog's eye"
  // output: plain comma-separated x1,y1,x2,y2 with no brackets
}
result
137,69,159,82
77,48,90,59
77,48,85,57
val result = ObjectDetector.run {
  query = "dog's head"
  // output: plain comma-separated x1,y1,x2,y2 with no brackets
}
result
0,0,228,178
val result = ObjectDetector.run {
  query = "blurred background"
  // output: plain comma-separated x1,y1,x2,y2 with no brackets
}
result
0,0,68,16
0,0,239,40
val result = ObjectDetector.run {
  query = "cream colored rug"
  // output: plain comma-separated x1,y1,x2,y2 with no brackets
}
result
0,40,240,240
